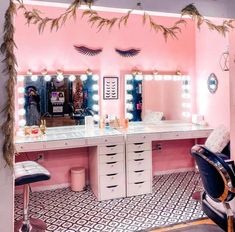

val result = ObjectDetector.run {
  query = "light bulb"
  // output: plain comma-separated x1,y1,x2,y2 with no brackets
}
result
126,113,133,120
19,109,26,116
57,73,64,81
154,75,163,81
135,74,143,81
92,84,99,91
31,75,38,82
80,74,88,81
19,119,26,127
92,104,99,111
17,75,24,82
18,87,25,93
92,75,99,81
126,94,133,101
126,75,133,81
44,75,52,82
126,84,133,91
18,98,25,105
69,75,76,81
92,94,99,101
144,75,153,81
93,114,100,122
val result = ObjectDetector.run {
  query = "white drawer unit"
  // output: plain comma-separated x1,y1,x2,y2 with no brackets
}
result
44,139,85,150
127,142,151,152
89,142,126,201
99,152,124,163
15,142,44,152
126,140,152,197
127,181,152,197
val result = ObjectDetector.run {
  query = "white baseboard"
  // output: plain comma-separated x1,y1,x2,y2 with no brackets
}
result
154,167,195,176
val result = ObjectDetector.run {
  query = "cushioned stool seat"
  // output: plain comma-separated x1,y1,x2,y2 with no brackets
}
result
15,161,50,232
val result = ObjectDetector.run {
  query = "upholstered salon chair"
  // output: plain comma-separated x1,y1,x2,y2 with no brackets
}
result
14,161,50,232
191,145,235,232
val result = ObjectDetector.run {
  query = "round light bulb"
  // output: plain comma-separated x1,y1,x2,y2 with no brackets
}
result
126,75,133,81
69,75,76,81
93,115,100,122
126,84,133,91
31,75,38,82
17,75,24,82
18,98,25,105
19,119,26,127
44,75,52,82
92,95,99,101
57,74,64,81
92,84,99,91
144,75,153,81
18,87,25,93
80,74,88,81
92,104,99,111
126,113,133,120
19,109,26,116
126,94,133,101
92,75,99,81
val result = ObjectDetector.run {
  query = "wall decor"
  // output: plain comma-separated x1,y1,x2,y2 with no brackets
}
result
74,45,103,56
208,73,218,94
219,50,229,71
103,77,118,100
115,48,141,57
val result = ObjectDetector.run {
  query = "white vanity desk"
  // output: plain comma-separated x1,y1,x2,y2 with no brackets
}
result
119,121,213,197
15,121,213,200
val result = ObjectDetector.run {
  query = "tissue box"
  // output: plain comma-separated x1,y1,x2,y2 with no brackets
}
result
192,114,204,125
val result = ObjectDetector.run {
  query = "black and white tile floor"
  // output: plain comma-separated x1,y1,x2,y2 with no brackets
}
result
15,171,205,232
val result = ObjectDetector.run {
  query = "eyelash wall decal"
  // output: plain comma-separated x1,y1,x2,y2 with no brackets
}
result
115,48,141,57
74,45,103,56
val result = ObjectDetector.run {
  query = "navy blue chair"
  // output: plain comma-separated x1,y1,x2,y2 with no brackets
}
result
14,161,50,232
191,145,235,232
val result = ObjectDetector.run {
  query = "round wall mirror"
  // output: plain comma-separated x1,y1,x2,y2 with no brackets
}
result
208,73,218,94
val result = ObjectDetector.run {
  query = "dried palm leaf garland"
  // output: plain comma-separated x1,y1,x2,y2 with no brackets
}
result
16,0,85,33
181,4,235,36
0,0,17,168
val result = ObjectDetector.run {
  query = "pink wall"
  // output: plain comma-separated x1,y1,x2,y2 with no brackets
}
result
229,30,235,160
143,80,184,120
152,140,195,174
195,19,230,128
15,5,196,118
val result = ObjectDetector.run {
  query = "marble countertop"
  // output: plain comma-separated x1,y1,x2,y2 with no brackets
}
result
15,125,122,144
15,121,213,144
119,121,213,135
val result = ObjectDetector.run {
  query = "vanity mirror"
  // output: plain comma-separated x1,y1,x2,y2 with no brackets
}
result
125,73,191,122
16,73,100,128
207,73,218,94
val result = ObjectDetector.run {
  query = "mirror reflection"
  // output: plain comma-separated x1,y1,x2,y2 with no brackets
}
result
125,75,191,122
22,74,99,127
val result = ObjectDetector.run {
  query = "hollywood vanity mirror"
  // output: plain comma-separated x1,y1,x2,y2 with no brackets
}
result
16,72,100,128
125,72,192,122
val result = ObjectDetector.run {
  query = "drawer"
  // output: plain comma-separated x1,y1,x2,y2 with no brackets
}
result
100,161,124,175
160,131,192,140
100,184,125,201
15,142,44,152
100,172,124,186
127,142,151,152
126,150,151,160
99,144,124,155
128,170,151,183
127,181,152,197
87,135,124,146
44,139,85,150
126,134,154,143
99,153,124,163
128,158,151,171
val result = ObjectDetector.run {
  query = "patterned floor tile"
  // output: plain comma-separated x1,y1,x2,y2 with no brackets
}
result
15,171,205,232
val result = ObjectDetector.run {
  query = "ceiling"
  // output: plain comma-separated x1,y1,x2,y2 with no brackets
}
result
27,0,235,18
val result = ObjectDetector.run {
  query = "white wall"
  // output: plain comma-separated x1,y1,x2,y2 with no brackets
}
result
0,1,14,232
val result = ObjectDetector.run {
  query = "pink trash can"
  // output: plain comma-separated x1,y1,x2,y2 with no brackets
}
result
70,167,85,192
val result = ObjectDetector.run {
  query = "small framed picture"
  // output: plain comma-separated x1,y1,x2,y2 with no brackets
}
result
103,77,118,100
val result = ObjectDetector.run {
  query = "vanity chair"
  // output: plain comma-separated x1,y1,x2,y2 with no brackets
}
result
14,161,50,232
191,145,235,232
